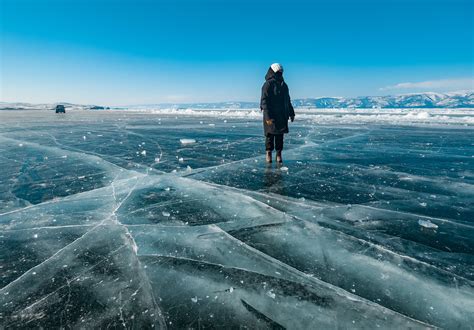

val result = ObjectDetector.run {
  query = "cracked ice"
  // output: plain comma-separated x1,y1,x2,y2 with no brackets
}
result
0,110,473,328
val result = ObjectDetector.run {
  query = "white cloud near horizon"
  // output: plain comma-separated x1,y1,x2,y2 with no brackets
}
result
380,78,474,92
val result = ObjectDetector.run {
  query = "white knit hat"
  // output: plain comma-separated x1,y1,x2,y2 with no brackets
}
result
270,63,283,73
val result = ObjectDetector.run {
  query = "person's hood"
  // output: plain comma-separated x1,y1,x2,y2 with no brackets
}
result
265,67,284,81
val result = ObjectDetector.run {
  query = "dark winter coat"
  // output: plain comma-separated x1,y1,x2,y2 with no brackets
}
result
260,67,295,136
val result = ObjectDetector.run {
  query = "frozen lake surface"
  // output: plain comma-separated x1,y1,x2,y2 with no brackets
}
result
1,109,473,328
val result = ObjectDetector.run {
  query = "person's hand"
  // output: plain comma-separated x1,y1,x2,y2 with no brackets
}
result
290,116,294,122
266,119,274,125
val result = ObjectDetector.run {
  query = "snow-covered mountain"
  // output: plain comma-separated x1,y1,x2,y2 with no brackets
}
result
292,91,474,109
1,91,473,110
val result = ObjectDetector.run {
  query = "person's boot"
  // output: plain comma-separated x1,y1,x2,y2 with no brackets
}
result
266,151,272,163
276,151,283,163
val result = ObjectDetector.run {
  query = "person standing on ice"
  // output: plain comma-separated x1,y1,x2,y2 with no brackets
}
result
260,63,295,163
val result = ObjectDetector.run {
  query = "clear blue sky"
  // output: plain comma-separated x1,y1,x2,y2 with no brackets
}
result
1,0,473,105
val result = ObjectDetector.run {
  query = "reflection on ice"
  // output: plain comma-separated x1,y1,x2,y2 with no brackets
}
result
0,110,473,328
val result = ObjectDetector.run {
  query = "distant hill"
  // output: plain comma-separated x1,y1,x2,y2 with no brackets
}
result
1,91,473,110
0,102,111,111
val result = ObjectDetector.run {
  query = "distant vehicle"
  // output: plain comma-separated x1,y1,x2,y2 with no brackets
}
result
55,105,66,113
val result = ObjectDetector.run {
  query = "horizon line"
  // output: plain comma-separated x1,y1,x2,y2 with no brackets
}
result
1,90,472,107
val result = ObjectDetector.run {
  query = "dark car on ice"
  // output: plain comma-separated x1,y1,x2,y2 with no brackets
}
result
55,105,66,113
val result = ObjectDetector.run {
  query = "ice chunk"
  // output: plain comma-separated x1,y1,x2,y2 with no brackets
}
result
267,290,276,299
418,219,438,229
180,138,196,145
